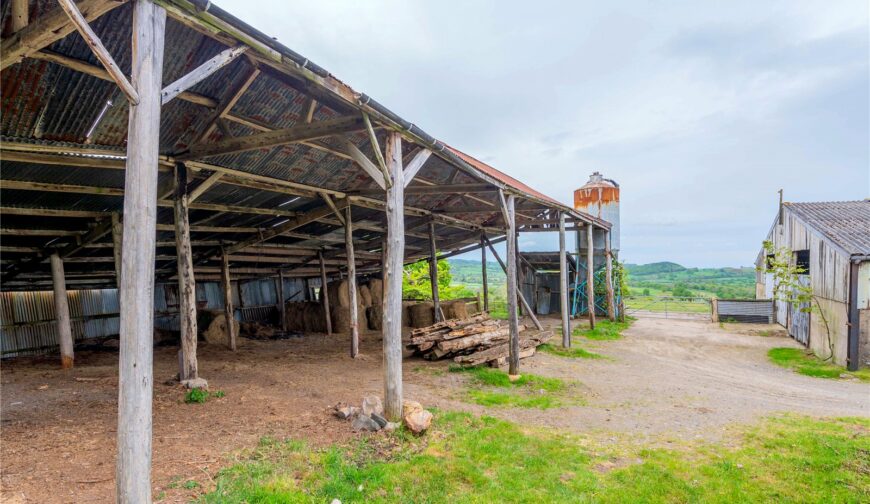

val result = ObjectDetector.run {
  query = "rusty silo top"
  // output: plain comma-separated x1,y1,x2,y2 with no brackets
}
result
574,171,620,211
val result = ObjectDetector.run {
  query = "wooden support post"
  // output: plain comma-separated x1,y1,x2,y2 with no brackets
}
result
483,237,544,331
428,221,442,322
605,232,616,322
11,0,28,33
345,205,359,358
111,212,122,286
175,163,198,381
221,249,236,351
516,230,524,316
480,233,489,312
559,212,570,347
116,1,165,501
50,253,74,369
318,250,333,335
277,270,287,332
505,195,521,375
586,225,596,329
382,132,404,421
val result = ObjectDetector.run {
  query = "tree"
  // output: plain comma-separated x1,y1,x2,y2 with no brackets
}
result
760,240,833,360
402,257,474,300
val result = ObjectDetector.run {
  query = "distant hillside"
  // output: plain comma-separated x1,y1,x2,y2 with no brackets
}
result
626,262,755,299
447,258,756,300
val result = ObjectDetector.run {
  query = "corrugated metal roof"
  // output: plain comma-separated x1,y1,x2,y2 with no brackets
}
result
784,201,870,256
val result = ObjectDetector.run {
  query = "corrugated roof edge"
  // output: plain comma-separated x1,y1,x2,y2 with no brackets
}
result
169,0,609,229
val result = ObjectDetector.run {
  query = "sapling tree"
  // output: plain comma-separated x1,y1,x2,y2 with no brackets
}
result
760,240,833,360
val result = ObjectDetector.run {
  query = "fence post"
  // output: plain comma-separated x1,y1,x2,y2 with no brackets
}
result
711,297,719,323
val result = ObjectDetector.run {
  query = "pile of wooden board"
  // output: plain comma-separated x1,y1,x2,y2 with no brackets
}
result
407,313,552,365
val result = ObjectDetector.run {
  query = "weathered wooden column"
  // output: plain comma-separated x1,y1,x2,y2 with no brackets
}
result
277,270,287,332
345,205,360,357
382,132,404,420
174,162,199,382
505,195,520,375
428,221,442,322
221,249,236,351
318,250,332,335
516,230,524,316
605,231,616,322
480,233,489,312
116,1,165,501
50,253,74,368
559,213,570,347
111,212,122,286
586,224,596,329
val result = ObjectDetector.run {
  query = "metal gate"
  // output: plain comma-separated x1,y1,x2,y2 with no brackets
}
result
789,276,810,345
623,296,712,320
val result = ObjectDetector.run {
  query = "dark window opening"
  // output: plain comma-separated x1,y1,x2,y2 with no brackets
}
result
765,254,775,271
794,250,810,273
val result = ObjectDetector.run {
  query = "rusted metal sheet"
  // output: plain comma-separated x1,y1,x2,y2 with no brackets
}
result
574,172,620,251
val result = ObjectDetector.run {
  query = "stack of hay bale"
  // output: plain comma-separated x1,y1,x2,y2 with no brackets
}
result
284,302,327,333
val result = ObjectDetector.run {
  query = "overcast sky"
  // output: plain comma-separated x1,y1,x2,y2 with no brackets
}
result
221,0,869,267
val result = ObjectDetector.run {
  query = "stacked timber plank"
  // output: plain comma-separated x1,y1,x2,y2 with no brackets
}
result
407,313,552,365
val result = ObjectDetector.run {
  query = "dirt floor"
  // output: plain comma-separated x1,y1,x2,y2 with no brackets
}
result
2,316,868,503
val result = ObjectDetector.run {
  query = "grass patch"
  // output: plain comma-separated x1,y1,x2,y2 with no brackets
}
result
200,412,870,503
539,343,603,359
572,319,634,341
184,388,226,404
768,348,870,382
447,365,578,409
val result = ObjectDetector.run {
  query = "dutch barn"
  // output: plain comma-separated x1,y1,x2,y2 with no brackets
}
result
756,200,870,370
0,0,617,499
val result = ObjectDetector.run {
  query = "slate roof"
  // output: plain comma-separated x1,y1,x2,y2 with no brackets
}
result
784,200,870,256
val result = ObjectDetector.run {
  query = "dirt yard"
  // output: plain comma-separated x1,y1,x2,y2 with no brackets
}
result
2,316,868,503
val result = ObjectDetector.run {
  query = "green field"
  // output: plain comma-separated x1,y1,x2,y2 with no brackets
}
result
625,261,755,299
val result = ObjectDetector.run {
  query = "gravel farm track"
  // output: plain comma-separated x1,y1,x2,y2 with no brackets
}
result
2,315,867,503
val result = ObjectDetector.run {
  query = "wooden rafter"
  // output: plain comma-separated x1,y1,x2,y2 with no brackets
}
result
57,0,138,104
180,115,366,160
161,45,247,105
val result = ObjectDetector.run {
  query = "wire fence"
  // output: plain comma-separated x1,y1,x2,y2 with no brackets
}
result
623,296,712,319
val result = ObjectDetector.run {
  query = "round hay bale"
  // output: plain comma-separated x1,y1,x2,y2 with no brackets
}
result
359,284,373,307
445,300,469,320
328,279,350,307
408,302,435,328
333,309,351,334
367,305,383,331
402,301,415,327
369,279,383,306
202,314,241,347
303,302,325,333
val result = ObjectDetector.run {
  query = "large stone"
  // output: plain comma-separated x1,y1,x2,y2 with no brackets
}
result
402,400,423,417
352,414,381,432
370,412,388,428
334,405,358,420
384,421,400,433
403,408,433,435
361,395,384,417
181,378,208,390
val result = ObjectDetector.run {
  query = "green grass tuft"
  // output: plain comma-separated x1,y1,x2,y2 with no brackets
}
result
184,388,227,404
539,343,603,359
199,412,870,503
447,365,576,409
572,319,634,341
768,348,870,382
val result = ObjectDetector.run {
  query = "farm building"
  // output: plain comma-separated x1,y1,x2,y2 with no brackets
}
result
755,200,870,370
0,0,616,500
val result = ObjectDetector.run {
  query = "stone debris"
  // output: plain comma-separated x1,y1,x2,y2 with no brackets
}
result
370,412,388,428
351,414,381,432
361,395,384,417
181,378,208,390
403,408,433,435
333,405,358,420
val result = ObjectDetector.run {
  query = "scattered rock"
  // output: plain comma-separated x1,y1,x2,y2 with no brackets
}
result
370,412,388,428
508,374,522,382
334,405,358,420
352,414,381,432
361,395,384,417
402,400,423,417
181,378,208,390
384,421,400,433
403,408,433,434
330,500,341,504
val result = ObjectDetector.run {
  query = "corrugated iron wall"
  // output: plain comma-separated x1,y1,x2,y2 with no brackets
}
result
2,277,309,357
